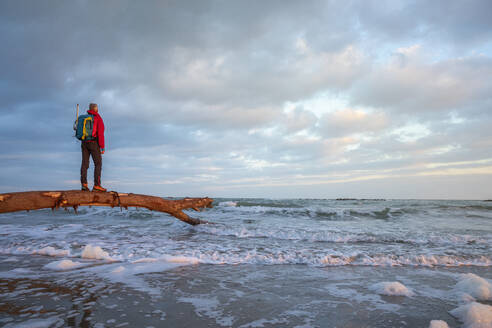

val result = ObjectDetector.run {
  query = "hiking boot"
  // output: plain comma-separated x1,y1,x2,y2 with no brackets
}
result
92,185,107,192
81,183,89,191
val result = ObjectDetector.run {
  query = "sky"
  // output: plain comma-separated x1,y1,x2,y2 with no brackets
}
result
1,0,492,199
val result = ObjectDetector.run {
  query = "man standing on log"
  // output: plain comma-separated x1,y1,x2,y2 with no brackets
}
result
80,103,106,192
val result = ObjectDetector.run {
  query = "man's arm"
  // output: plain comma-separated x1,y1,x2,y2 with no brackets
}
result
97,116,105,154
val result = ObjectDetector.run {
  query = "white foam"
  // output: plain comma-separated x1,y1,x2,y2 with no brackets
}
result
218,201,237,207
44,260,85,271
81,244,114,261
179,296,219,316
369,281,414,296
429,320,449,328
3,317,64,328
32,246,70,257
132,255,199,265
98,261,189,295
111,265,125,273
450,302,492,328
123,250,490,268
6,241,491,267
239,317,286,328
455,273,492,301
325,283,400,312
197,224,490,248
179,296,234,326
131,257,158,264
162,255,200,264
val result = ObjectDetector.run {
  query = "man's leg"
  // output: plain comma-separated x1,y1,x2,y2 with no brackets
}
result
89,142,103,187
80,142,90,186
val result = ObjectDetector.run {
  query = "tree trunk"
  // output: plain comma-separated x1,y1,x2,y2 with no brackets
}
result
0,190,213,225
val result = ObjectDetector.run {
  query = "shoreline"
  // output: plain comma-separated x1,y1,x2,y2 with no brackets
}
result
2,257,491,327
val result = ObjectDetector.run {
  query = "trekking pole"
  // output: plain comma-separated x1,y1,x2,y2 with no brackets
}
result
74,104,79,136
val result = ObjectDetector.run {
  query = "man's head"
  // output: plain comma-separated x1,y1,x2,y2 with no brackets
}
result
89,103,98,113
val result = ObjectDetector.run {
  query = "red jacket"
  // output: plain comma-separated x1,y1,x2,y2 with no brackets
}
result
87,110,105,150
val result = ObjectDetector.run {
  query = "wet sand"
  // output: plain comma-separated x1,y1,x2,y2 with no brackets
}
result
3,255,489,327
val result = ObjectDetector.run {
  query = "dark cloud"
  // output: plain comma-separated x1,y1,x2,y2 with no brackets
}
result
356,0,492,47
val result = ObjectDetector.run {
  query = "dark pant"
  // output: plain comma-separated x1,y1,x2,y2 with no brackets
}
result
81,141,102,186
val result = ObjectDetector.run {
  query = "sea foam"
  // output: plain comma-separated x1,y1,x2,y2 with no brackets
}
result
218,201,237,207
455,273,492,301
369,281,414,296
450,302,492,328
81,244,114,261
44,259,85,271
3,317,64,328
32,246,70,257
429,320,449,328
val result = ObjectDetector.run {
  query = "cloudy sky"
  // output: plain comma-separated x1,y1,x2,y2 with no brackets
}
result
1,0,491,199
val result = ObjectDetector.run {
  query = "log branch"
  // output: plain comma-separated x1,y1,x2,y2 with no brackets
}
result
0,190,213,225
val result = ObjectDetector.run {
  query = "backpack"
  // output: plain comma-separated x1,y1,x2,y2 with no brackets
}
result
74,114,95,140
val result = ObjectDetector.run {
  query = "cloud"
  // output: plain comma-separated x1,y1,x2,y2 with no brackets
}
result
319,109,389,138
351,45,492,113
356,0,492,47
1,1,491,198
156,43,367,109
283,107,318,133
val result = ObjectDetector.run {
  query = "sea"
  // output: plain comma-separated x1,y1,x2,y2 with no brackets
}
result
0,199,491,328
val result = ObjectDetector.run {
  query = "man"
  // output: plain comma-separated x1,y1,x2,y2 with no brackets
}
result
80,103,106,192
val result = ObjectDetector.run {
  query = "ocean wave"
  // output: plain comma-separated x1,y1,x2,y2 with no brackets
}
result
0,244,118,262
2,244,491,268
195,225,489,246
0,246,72,257
213,199,492,219
436,204,492,211
214,205,410,221
218,201,237,207
1,199,490,273
219,200,304,208
348,208,394,219
151,251,492,267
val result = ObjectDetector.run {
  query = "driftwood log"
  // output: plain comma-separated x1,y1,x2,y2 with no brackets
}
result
0,190,213,225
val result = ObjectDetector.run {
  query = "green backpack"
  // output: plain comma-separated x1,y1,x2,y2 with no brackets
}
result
74,114,95,140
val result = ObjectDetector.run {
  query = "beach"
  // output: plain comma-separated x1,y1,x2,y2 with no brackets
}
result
1,199,491,327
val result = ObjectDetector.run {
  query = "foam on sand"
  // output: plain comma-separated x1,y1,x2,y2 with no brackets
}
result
81,244,114,261
3,316,64,328
32,246,70,257
162,255,200,264
44,259,85,271
455,273,492,301
450,302,492,328
102,261,189,296
131,255,199,265
369,281,414,296
429,320,449,328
